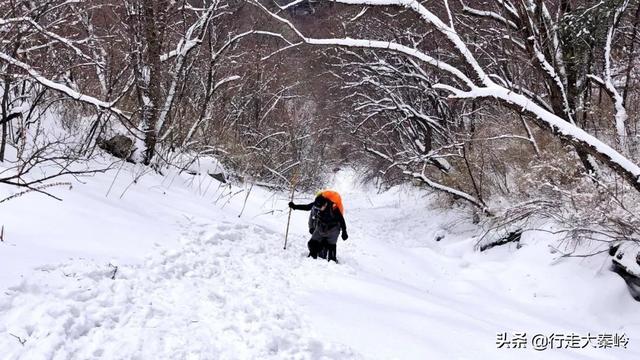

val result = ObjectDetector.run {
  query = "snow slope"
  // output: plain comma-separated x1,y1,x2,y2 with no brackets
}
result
1,165,639,359
299,184,639,359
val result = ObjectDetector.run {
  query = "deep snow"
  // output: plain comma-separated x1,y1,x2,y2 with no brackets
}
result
1,162,639,359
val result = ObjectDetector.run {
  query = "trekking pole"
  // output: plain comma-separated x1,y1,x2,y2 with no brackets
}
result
283,174,298,250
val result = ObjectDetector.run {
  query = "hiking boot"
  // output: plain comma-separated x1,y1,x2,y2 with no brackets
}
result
327,245,337,263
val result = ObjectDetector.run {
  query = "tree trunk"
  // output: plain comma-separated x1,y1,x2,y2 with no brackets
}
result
0,75,10,162
130,0,167,165
623,3,640,105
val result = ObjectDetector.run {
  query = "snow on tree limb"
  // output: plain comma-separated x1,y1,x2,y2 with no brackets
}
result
0,17,96,64
259,0,640,194
405,169,490,213
251,0,475,89
0,51,130,120
214,75,242,90
438,85,640,190
331,0,492,85
155,2,219,134
493,0,520,20
603,0,631,150
460,2,518,30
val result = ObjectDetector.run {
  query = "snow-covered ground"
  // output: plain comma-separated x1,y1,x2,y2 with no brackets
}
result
1,163,639,359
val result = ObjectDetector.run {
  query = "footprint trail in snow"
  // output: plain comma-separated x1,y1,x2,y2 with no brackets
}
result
0,220,357,359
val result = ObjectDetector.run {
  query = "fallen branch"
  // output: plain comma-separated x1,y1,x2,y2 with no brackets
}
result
108,263,118,280
479,229,522,252
0,182,72,204
9,333,26,346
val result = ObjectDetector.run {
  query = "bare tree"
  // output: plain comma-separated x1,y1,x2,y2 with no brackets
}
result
254,0,640,196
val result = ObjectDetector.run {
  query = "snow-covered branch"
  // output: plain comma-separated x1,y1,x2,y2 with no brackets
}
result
0,51,129,120
438,84,640,189
460,1,518,30
602,0,631,150
156,1,220,134
257,0,640,194
0,17,96,64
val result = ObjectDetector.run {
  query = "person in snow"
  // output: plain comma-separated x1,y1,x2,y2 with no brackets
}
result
288,190,348,262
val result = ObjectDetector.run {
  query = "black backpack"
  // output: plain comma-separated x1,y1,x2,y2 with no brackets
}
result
308,205,320,233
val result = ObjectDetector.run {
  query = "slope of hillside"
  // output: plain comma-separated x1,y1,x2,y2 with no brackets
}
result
0,166,638,359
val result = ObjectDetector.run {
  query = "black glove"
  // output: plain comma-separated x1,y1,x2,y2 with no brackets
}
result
288,201,295,209
342,232,348,241
309,228,315,234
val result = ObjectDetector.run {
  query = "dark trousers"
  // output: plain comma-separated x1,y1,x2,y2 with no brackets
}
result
308,239,337,262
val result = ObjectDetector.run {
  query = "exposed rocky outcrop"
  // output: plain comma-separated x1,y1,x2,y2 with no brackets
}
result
97,135,134,160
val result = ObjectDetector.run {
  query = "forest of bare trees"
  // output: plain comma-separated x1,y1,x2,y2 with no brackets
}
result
0,0,341,193
2,0,640,261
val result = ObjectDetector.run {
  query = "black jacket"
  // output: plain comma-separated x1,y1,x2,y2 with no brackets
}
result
291,202,347,234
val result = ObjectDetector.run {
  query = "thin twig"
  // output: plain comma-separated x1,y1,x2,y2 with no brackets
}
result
108,263,118,280
238,183,254,218
9,333,26,346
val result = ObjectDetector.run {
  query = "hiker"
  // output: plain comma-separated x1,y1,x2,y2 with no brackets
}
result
288,190,348,262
